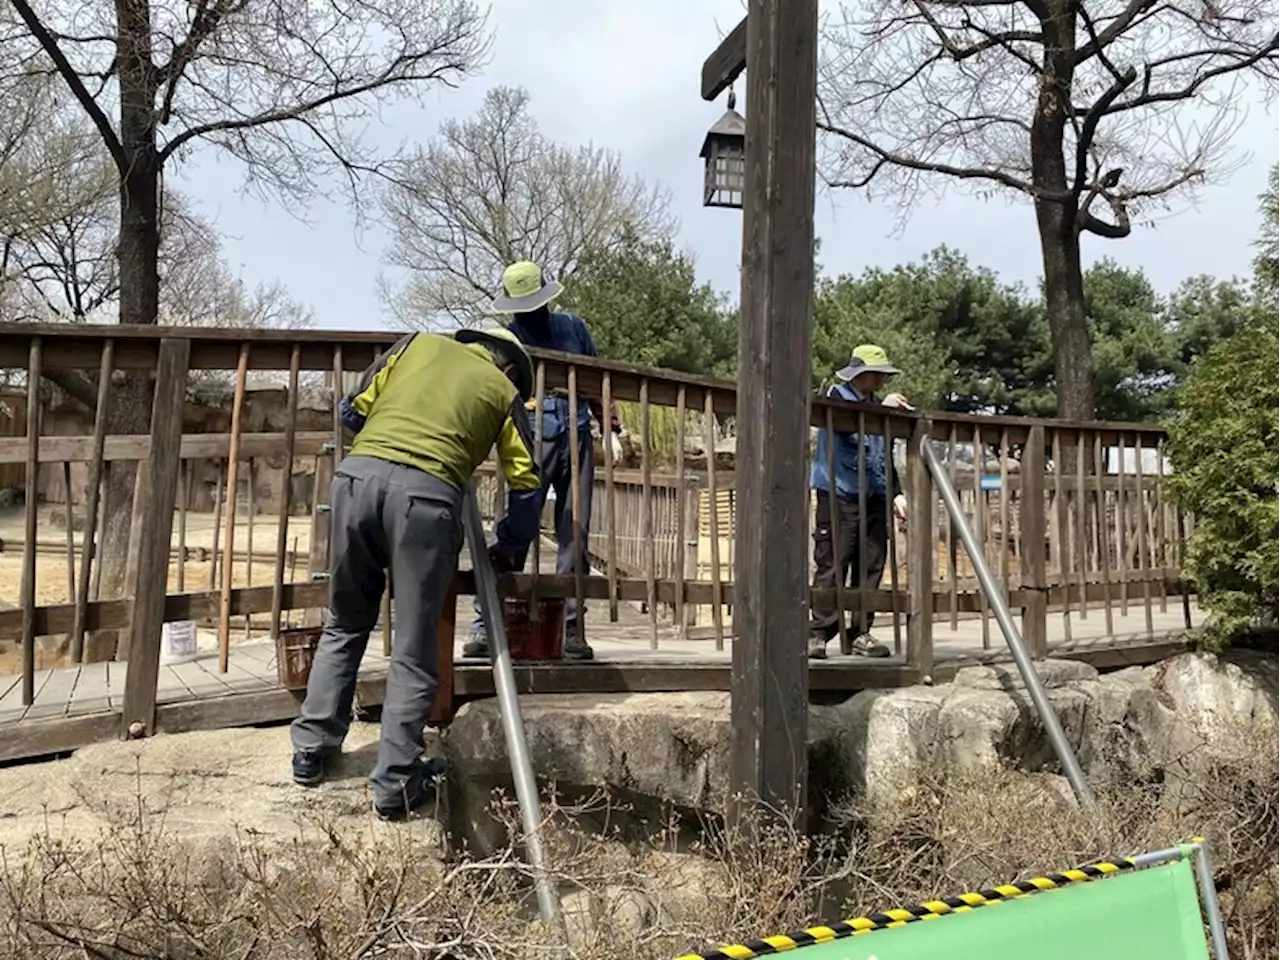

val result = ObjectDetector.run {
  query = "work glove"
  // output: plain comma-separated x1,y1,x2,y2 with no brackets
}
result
882,393,915,412
609,431,624,467
487,544,519,575
893,494,909,524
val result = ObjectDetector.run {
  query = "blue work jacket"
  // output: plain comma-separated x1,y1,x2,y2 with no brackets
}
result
810,383,899,500
509,311,597,439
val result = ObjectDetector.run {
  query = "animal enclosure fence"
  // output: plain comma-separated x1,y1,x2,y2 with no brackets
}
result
0,323,1196,751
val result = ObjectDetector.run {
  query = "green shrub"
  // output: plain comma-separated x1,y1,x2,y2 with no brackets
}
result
1166,308,1279,648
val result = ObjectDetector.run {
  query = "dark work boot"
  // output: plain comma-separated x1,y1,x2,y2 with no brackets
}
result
374,758,447,821
461,631,489,659
563,624,594,661
292,748,334,788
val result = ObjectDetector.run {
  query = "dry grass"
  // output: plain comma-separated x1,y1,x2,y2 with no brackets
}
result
0,725,1273,960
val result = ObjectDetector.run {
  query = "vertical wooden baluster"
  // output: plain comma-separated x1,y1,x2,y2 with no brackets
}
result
209,460,224,591
674,385,687,637
62,461,75,601
998,427,1011,599
906,420,935,679
704,392,724,651
270,343,301,641
91,464,107,601
289,536,299,628
823,407,846,656
600,370,617,622
177,460,189,593
1175,509,1192,629
1076,431,1088,620
1093,432,1115,635
1134,433,1154,636
20,336,42,703
1053,430,1072,643
72,340,114,664
640,379,657,648
1116,432,1129,617
218,342,250,673
853,410,869,649
1155,438,1169,614
566,365,586,651
973,425,989,648
530,363,546,619
884,413,902,655
245,456,256,639
947,424,958,629
1020,424,1048,658
123,459,149,607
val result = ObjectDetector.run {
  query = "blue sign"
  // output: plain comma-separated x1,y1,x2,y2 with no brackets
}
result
980,475,1003,491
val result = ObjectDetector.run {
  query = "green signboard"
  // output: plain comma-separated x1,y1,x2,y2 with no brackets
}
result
679,856,1215,960
792,860,1208,959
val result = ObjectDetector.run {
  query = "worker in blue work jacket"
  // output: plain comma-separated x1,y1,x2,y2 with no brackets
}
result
462,260,624,663
290,327,542,820
809,344,914,661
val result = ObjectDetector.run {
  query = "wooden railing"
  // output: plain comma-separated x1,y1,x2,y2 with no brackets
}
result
0,323,1195,735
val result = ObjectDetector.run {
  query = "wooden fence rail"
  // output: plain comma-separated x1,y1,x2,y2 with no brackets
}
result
0,323,1195,740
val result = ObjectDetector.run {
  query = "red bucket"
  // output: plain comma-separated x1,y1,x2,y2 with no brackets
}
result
501,598,565,661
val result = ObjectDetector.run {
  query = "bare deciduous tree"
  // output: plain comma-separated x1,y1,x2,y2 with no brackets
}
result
381,85,676,328
0,0,487,638
818,0,1278,418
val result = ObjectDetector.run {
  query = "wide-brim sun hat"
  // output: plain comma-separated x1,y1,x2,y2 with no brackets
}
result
836,343,901,382
490,260,563,314
455,327,535,401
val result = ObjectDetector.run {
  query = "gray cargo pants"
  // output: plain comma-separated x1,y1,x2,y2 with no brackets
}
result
470,427,595,641
290,455,462,805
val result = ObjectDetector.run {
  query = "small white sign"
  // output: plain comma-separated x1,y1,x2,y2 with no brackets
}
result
161,620,198,663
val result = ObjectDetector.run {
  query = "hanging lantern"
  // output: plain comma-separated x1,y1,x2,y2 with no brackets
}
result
699,89,746,209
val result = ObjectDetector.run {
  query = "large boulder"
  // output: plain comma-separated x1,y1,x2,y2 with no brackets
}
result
443,692,853,852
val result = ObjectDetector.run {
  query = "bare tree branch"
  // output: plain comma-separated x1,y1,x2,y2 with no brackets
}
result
3,0,125,169
380,85,676,328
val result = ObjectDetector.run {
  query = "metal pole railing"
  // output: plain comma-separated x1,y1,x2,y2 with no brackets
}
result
461,483,565,935
918,433,1097,810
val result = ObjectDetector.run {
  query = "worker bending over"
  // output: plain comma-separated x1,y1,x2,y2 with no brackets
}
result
290,328,541,820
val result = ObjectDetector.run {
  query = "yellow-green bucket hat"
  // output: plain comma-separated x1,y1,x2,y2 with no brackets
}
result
490,260,562,314
837,343,901,381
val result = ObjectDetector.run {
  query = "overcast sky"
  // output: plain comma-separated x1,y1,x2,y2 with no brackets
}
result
175,0,1279,332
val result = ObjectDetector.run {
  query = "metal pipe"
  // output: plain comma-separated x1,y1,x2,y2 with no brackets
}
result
1191,843,1230,959
461,484,565,934
919,434,1097,809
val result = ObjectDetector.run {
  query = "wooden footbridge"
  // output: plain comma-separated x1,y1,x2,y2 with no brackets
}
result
0,324,1197,764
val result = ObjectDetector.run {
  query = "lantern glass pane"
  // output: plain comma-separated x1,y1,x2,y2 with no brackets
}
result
703,140,745,209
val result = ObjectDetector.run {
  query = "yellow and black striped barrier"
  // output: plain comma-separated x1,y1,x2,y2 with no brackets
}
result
673,857,1137,960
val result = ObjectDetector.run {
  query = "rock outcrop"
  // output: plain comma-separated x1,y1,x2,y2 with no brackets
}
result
0,652,1270,860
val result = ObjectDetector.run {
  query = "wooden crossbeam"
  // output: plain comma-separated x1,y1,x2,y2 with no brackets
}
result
701,15,748,100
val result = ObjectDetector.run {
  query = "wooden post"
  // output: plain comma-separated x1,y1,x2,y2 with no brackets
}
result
727,0,818,829
120,338,190,739
906,420,934,681
1019,424,1048,658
